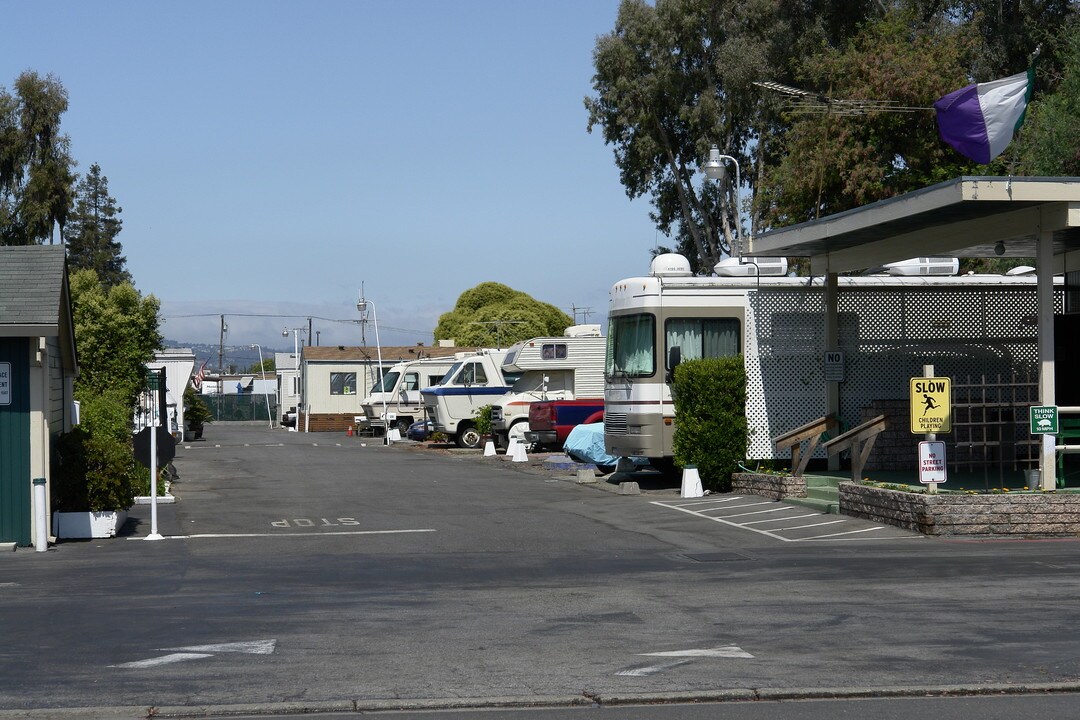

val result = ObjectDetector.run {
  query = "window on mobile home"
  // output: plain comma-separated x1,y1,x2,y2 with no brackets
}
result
454,362,488,385
541,343,567,360
606,313,655,378
330,372,357,395
665,318,740,366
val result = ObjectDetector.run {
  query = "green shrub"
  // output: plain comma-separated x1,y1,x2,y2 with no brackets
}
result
53,389,140,512
671,357,748,492
474,404,494,436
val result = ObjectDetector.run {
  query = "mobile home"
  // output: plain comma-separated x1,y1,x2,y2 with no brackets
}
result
605,254,1057,474
360,355,468,435
421,349,511,448
489,325,606,447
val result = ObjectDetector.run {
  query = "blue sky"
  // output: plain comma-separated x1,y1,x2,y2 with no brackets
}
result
5,1,657,351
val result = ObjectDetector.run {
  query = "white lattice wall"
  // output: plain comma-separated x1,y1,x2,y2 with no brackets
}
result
747,284,1057,459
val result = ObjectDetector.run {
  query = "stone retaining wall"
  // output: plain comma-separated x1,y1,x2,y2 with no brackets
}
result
731,473,806,500
841,482,1080,536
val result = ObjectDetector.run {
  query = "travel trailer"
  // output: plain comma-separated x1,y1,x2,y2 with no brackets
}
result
489,325,606,448
421,349,512,448
605,253,1054,474
360,355,466,435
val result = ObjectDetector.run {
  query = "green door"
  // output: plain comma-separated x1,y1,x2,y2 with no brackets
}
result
0,338,31,546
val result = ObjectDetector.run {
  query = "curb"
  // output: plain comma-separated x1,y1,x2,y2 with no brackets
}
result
6,683,1080,718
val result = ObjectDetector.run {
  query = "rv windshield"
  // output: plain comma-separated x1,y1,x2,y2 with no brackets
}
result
606,313,655,378
370,371,400,393
437,362,463,386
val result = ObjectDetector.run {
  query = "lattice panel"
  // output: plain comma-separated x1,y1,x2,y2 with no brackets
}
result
747,284,1047,459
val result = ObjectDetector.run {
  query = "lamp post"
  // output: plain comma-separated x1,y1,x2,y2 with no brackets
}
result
282,326,307,431
357,294,390,443
250,344,274,429
703,144,744,259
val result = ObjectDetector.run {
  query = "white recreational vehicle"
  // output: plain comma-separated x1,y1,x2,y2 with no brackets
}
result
605,253,1051,474
421,349,512,448
360,354,466,433
360,355,466,435
489,325,606,448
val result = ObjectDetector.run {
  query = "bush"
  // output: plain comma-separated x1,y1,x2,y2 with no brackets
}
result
184,386,212,436
53,389,140,512
474,404,494,436
671,357,748,492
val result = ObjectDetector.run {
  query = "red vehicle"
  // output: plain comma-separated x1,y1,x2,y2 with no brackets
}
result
526,399,604,451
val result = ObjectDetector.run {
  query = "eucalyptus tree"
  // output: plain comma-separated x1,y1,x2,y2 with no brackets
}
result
587,0,1077,273
0,71,76,245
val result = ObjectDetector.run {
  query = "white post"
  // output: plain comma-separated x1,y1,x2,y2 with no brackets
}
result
147,385,163,541
33,478,47,552
1037,215,1057,490
252,344,273,428
924,363,938,494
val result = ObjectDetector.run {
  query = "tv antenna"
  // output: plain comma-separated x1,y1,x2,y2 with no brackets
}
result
753,81,933,115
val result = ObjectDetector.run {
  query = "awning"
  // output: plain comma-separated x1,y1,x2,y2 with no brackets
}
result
747,176,1080,275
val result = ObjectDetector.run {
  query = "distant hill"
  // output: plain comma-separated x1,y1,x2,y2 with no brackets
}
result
162,340,291,374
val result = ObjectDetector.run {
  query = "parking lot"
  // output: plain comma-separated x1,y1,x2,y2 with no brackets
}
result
651,495,922,543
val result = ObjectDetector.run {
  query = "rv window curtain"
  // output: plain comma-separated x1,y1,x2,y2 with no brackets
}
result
666,319,739,364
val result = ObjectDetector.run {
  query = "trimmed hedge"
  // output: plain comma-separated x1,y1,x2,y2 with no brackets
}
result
671,357,748,492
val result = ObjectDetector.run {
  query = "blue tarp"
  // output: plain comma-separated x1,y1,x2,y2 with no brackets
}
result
563,422,620,468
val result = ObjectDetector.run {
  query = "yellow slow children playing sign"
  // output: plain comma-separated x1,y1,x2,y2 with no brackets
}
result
910,377,951,434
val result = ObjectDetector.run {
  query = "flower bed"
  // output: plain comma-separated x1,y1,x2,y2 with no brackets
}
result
841,483,1080,536
731,472,807,500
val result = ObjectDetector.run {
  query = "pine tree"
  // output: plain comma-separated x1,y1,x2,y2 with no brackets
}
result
65,163,130,288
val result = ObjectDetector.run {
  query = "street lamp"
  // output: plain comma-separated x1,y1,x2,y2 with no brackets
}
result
357,294,390,443
250,344,274,429
703,144,744,259
282,326,307,431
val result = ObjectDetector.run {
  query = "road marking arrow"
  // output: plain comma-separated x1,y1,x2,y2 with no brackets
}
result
161,639,277,654
639,645,754,658
110,653,212,669
112,639,277,669
616,659,693,677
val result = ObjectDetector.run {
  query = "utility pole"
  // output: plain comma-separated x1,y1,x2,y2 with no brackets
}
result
218,315,227,371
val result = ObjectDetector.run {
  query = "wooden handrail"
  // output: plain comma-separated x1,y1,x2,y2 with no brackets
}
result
773,415,838,477
823,415,888,482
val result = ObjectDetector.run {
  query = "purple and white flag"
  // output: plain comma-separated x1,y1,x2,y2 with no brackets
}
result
934,70,1033,164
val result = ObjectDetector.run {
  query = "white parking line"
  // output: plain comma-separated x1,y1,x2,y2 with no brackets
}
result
127,529,435,540
741,513,820,525
651,498,917,543
719,506,798,519
775,519,848,532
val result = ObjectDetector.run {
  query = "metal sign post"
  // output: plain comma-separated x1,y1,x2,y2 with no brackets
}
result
146,372,163,541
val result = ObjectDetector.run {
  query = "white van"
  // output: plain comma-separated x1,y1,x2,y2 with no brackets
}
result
420,349,513,448
360,355,466,435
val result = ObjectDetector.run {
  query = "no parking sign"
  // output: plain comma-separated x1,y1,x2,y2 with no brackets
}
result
919,441,947,484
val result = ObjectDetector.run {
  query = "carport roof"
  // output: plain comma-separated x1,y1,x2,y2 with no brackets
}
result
747,176,1080,274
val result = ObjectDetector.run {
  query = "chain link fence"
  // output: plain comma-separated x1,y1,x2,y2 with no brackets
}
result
201,394,278,422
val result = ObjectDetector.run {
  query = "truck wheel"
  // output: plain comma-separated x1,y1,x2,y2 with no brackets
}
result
456,424,481,449
395,418,412,435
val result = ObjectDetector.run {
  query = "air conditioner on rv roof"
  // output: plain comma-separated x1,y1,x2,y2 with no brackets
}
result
883,257,959,276
650,253,694,277
713,257,788,277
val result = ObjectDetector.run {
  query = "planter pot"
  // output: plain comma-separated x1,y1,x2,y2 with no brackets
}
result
52,510,128,539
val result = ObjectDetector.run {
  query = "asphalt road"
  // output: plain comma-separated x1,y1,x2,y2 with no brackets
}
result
3,423,1080,718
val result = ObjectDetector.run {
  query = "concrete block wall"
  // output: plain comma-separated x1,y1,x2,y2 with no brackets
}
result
840,482,1080,536
731,473,807,500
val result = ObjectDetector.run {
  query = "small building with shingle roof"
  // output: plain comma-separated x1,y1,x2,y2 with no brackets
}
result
0,245,79,547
